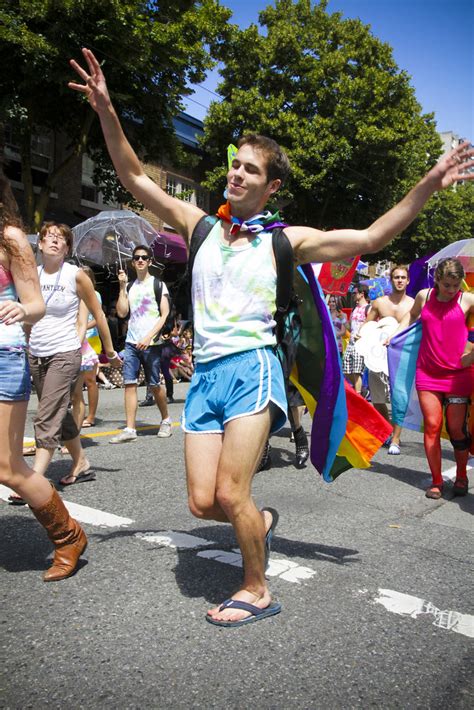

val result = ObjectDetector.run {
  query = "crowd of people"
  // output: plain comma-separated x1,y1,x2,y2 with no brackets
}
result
0,47,472,629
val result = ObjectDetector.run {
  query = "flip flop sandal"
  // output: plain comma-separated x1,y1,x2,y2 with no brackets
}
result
82,421,95,428
8,494,27,506
425,486,443,500
60,470,96,486
206,599,282,627
262,507,279,571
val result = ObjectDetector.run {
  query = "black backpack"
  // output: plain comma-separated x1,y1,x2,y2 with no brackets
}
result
186,215,302,378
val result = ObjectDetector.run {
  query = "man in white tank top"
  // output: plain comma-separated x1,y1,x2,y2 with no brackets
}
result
70,49,474,627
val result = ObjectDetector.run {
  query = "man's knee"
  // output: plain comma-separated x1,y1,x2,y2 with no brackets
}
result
188,494,217,520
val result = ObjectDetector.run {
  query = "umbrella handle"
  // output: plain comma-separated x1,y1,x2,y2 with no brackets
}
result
114,228,123,271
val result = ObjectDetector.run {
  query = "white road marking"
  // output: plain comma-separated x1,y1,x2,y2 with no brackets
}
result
64,502,134,528
136,531,215,548
198,547,317,583
373,588,474,638
0,484,133,528
441,458,473,483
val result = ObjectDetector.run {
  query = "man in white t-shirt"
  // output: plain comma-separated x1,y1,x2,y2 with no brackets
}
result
110,245,172,443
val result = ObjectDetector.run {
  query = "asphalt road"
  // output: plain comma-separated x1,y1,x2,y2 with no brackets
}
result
1,384,473,709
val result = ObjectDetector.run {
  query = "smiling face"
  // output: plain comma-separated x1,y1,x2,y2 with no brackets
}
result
226,144,281,219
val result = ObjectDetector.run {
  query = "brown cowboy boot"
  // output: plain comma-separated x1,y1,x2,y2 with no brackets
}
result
29,484,87,582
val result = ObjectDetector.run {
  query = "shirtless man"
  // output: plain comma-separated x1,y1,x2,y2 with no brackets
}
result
69,48,473,627
359,265,414,454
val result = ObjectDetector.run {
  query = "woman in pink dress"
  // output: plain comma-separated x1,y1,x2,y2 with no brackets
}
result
401,258,474,499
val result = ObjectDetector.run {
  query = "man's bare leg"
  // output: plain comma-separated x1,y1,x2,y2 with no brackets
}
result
124,384,138,429
151,383,169,421
186,407,275,623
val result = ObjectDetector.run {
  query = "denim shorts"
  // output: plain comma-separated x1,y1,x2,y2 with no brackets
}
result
182,347,288,434
0,347,31,402
123,342,161,386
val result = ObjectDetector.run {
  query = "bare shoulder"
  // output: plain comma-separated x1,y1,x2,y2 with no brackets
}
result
3,225,28,247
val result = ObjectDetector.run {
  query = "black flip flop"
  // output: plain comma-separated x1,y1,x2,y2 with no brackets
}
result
262,507,279,570
60,470,96,486
8,495,26,506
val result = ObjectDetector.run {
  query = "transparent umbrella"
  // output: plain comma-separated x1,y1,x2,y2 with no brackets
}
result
427,239,474,274
72,210,160,271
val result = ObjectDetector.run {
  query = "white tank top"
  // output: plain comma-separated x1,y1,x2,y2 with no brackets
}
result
29,262,81,356
192,220,277,363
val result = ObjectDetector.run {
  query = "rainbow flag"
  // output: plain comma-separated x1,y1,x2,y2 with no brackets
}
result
387,321,423,431
292,264,392,482
387,321,472,445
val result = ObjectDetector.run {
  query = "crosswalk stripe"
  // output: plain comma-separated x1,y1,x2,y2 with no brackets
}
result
0,485,134,528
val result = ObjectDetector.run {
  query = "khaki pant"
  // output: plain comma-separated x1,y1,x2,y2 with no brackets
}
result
29,349,82,449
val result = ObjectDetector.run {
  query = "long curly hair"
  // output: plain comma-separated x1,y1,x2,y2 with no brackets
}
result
0,176,23,259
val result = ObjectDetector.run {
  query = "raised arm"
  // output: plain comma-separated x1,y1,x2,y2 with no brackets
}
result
286,142,474,264
68,48,204,243
1,227,45,326
76,270,121,366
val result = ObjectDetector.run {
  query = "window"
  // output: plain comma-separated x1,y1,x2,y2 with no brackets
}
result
4,124,54,191
165,173,207,208
81,154,118,209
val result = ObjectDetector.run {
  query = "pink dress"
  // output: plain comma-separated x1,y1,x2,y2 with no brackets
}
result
416,289,473,395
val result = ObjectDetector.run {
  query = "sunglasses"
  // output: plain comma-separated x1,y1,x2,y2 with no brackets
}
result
133,255,151,262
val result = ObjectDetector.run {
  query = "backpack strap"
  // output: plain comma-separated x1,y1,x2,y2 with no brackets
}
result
153,276,163,310
187,215,219,307
272,227,294,312
271,227,295,344
188,215,219,276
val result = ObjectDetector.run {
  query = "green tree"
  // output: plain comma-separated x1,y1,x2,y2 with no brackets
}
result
0,0,230,230
202,0,442,249
381,182,474,263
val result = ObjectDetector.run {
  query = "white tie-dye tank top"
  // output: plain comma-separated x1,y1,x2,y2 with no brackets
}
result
192,220,277,363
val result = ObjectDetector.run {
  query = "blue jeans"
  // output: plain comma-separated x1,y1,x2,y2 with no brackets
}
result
0,347,31,402
123,343,162,386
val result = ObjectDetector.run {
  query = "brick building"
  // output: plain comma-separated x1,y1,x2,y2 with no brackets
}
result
4,112,210,311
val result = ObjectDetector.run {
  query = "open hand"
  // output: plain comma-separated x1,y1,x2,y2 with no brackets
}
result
68,48,111,114
428,141,474,191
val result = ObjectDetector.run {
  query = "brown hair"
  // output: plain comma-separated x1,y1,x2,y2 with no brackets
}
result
81,264,96,288
434,257,465,283
390,264,409,280
132,244,153,259
0,176,23,259
39,221,73,256
237,134,290,186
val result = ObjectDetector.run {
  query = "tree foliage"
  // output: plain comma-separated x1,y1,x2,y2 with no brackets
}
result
201,0,443,257
381,182,474,263
0,0,230,230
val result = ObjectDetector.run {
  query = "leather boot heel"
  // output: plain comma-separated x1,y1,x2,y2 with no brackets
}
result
30,483,88,582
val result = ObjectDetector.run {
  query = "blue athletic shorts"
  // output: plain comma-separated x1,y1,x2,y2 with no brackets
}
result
182,347,288,434
0,347,31,402
123,342,161,386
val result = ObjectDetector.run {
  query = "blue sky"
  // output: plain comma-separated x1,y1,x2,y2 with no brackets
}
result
183,0,473,140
